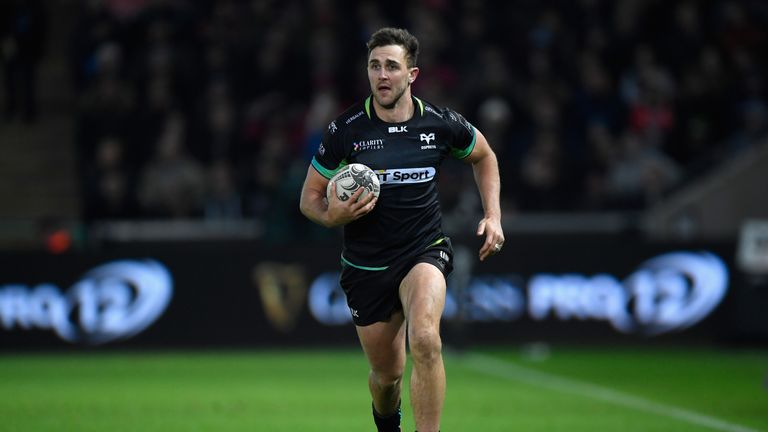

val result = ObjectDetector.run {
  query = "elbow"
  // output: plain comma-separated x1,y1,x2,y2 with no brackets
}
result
299,200,314,222
299,197,330,228
299,200,308,218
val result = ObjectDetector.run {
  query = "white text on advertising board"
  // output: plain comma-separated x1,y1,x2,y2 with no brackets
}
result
308,252,728,335
0,260,173,344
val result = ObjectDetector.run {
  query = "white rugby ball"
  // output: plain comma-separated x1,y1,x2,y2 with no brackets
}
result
326,163,381,202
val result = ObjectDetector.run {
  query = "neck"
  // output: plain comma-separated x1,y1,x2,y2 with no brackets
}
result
373,91,414,123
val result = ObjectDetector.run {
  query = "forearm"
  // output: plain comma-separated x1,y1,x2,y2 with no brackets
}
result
472,151,501,220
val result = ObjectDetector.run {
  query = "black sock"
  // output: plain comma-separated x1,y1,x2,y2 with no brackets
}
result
372,400,401,432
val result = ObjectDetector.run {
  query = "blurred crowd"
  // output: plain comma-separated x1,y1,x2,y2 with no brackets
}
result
9,0,768,232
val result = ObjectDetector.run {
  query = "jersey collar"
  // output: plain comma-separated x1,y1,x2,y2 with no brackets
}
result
365,95,424,122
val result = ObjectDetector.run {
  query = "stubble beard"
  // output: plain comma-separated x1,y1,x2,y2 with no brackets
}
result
375,82,408,110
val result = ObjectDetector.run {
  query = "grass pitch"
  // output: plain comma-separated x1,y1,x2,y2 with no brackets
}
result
0,346,765,431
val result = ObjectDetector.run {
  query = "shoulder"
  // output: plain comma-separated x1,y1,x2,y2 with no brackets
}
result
416,96,477,157
314,99,369,172
417,97,474,133
327,99,369,135
415,97,447,120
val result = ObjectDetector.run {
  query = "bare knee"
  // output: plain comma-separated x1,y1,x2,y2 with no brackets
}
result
408,327,442,365
370,368,403,392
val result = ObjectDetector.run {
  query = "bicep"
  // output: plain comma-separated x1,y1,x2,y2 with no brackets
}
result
463,128,494,165
301,165,330,200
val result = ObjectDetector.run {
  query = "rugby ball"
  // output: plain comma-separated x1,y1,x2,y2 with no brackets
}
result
326,163,380,202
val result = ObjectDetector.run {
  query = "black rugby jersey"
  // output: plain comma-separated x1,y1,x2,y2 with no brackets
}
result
311,95,476,270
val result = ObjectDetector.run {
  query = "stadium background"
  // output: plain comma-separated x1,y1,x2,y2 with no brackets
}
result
1,1,767,431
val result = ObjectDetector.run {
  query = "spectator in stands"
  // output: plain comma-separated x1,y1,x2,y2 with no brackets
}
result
190,80,239,164
518,130,566,211
728,99,768,156
83,135,138,220
137,112,206,218
669,46,729,174
69,0,120,92
204,159,242,220
605,132,682,209
77,42,135,151
69,0,768,223
581,121,618,210
1,0,47,123
621,44,676,149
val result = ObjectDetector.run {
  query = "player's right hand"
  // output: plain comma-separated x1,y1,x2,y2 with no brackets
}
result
326,182,377,226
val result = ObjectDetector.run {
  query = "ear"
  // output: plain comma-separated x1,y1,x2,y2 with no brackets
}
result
409,67,420,84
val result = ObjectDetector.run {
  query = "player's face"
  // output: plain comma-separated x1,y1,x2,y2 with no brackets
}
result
367,45,417,110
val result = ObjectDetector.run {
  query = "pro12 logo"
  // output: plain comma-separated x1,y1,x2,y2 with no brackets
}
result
0,259,173,344
527,251,728,334
310,251,729,335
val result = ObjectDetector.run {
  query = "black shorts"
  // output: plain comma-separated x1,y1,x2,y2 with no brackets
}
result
340,237,454,326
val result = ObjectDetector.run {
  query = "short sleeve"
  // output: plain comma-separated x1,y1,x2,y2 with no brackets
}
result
311,120,348,179
444,109,477,159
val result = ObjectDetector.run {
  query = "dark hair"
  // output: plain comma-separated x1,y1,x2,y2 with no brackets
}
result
366,27,419,68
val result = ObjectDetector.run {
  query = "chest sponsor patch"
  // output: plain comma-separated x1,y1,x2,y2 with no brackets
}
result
353,139,385,152
376,167,436,184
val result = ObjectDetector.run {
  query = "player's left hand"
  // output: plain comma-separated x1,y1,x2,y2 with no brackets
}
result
477,216,504,261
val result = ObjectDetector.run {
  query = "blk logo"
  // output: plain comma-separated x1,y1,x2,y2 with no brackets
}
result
388,126,407,133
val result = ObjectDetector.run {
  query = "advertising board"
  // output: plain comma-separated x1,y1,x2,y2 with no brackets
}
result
0,235,761,348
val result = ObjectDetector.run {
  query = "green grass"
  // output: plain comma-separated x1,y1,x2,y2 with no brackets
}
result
0,346,766,431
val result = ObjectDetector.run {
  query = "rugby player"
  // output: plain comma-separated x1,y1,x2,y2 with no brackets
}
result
300,27,504,432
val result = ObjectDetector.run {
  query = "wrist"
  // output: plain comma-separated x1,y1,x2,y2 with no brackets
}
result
322,208,345,228
321,211,335,228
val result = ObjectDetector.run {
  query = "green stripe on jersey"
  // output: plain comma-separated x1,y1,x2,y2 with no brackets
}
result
341,255,389,271
365,96,372,119
451,127,477,159
427,237,446,248
414,96,425,116
312,157,348,179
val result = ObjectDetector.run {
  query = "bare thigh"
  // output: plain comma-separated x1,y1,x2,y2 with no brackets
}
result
399,262,446,329
356,310,407,376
